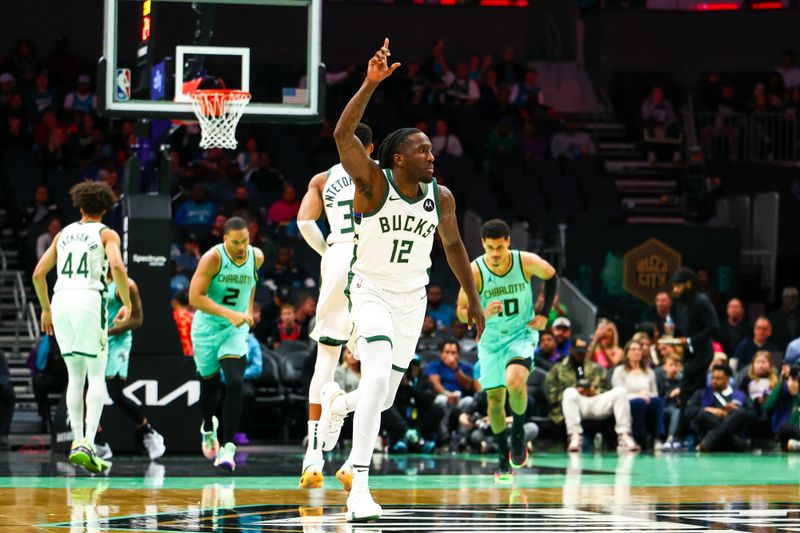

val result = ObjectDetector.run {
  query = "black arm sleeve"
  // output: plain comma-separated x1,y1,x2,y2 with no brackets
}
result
539,274,559,318
689,296,720,349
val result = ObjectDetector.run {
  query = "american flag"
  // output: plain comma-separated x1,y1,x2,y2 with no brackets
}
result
282,87,308,105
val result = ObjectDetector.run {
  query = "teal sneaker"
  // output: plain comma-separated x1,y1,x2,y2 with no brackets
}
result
214,442,236,472
201,416,220,460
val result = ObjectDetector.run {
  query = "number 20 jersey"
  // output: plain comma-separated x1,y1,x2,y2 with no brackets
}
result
351,169,440,293
194,244,257,328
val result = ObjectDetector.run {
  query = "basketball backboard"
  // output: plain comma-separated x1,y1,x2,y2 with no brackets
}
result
99,0,323,122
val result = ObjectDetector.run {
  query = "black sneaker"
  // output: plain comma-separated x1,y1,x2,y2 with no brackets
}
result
509,434,529,468
494,465,513,482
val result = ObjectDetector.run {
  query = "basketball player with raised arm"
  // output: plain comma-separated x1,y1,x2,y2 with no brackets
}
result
457,219,556,480
32,181,131,474
318,38,485,522
296,123,374,490
189,216,263,472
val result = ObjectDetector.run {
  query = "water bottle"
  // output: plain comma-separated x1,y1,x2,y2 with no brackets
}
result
664,314,675,336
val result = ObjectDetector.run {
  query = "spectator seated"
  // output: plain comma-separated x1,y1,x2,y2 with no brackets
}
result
611,340,665,449
641,85,683,163
545,339,640,452
687,364,755,452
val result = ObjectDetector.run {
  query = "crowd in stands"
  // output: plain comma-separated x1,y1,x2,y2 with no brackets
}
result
2,37,800,457
697,50,800,161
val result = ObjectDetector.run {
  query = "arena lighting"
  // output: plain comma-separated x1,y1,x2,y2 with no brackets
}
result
692,2,740,9
751,1,784,8
480,0,529,6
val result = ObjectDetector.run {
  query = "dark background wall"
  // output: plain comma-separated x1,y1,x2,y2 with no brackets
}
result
2,1,536,71
7,2,800,88
584,9,800,90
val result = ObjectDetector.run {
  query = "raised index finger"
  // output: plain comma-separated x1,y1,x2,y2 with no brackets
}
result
384,37,390,50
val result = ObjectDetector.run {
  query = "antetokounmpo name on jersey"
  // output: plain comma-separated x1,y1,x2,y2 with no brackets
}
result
378,215,436,238
483,282,528,300
324,176,353,208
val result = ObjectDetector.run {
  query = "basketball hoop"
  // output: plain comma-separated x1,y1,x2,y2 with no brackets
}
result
189,89,251,150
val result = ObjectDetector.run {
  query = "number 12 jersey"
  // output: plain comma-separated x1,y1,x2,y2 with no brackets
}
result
351,169,440,293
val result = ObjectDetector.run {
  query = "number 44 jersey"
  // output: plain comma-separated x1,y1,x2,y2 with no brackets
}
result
351,169,439,293
195,244,257,327
54,221,109,293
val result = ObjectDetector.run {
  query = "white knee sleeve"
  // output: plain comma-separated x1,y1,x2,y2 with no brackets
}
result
64,357,88,442
83,357,108,444
350,338,392,466
381,369,406,411
309,343,341,405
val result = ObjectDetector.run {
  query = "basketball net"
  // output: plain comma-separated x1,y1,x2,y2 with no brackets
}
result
189,90,251,150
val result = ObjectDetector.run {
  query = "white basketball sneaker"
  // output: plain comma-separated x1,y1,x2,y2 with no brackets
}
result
318,382,346,451
142,428,166,460
346,476,382,522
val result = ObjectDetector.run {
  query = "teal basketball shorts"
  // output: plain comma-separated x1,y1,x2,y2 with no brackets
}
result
477,327,538,390
191,318,248,378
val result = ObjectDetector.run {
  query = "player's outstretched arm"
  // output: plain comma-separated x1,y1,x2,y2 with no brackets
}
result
109,279,143,334
103,229,132,322
333,38,398,210
521,252,557,330
32,234,59,335
297,172,329,257
438,186,484,340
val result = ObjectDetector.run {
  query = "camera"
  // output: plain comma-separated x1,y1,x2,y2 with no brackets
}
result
789,365,800,380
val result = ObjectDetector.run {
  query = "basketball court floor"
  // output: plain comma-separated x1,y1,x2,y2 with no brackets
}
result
3,448,798,531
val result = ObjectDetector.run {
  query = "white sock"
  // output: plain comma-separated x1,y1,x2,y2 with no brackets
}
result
64,357,88,443
83,356,108,445
305,420,323,462
350,338,391,466
352,465,369,486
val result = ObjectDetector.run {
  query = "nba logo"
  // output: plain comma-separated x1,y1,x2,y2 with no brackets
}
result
116,68,131,101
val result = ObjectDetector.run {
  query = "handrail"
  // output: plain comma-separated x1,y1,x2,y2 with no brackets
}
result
27,301,39,340
544,13,563,63
12,271,26,310
695,110,799,162
684,91,698,153
558,277,598,340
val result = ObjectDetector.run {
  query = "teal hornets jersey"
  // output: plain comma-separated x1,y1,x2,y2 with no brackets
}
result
477,250,534,337
195,244,258,327
106,279,132,344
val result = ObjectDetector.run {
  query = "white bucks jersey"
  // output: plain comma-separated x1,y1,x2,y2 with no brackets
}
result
352,169,439,292
54,221,109,293
322,163,356,245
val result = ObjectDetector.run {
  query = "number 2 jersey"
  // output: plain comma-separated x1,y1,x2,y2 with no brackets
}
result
194,244,257,328
54,221,108,293
351,169,439,293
